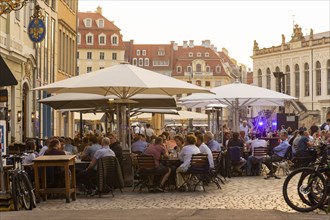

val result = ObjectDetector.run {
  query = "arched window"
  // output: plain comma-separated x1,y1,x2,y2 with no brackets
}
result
144,58,149,66
196,64,202,73
304,63,310,96
132,58,137,66
138,58,143,66
285,65,290,95
216,66,221,73
86,33,93,45
111,35,118,45
316,61,321,96
327,60,330,95
275,66,281,92
266,68,271,89
196,80,201,86
257,69,262,87
205,66,210,72
187,66,192,73
294,64,300,97
177,66,182,73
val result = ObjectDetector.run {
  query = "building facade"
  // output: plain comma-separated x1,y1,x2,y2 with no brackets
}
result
77,7,125,75
252,24,330,125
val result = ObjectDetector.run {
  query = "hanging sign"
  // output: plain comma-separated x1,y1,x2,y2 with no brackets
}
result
28,18,46,43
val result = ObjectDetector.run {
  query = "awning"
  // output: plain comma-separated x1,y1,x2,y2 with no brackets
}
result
0,55,18,86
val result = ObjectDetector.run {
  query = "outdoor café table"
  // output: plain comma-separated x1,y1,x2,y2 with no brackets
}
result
33,155,76,203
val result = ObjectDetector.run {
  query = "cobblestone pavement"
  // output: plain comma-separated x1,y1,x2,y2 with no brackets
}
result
33,175,325,214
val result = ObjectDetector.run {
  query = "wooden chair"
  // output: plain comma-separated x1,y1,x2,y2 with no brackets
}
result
227,146,244,176
136,154,160,192
207,151,223,189
251,146,269,176
183,154,210,192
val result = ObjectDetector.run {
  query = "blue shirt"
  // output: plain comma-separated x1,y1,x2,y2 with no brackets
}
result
207,139,221,152
131,140,148,153
296,136,310,156
273,140,290,157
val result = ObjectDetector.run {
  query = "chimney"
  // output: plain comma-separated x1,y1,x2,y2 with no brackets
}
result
173,43,178,51
204,40,211,48
210,44,214,50
201,40,205,47
183,41,188,48
96,6,102,15
214,47,217,52
189,40,194,48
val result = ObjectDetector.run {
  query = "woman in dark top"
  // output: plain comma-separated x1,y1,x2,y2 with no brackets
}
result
45,138,66,155
227,132,244,148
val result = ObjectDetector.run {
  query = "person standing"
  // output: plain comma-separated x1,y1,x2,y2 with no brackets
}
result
145,123,155,143
310,122,319,136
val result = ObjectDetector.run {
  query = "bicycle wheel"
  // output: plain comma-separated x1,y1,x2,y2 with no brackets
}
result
10,173,20,211
18,172,34,210
310,168,330,211
282,167,328,212
21,172,37,208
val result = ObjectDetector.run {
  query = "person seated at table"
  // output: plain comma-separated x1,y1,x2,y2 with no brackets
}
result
176,135,201,190
131,134,148,154
108,133,124,177
174,135,184,154
144,137,171,192
196,134,214,169
81,135,102,161
23,139,39,164
227,132,247,175
263,131,290,179
294,131,316,167
44,138,66,156
77,137,116,194
246,135,268,176
205,131,221,152
64,137,78,155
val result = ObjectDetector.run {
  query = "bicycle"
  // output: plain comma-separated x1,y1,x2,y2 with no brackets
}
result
282,142,330,212
3,153,36,211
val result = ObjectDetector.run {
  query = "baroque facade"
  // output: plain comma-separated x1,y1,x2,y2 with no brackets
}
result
77,7,125,75
252,24,330,125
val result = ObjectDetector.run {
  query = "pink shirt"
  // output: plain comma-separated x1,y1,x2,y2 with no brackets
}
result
145,144,166,167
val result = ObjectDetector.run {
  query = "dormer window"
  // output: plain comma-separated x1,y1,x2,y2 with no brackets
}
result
111,34,118,45
136,50,141,56
216,65,221,73
177,66,182,73
158,50,165,56
205,52,209,57
187,66,192,73
98,34,106,45
142,50,146,56
188,52,193,57
197,52,201,57
98,19,104,28
86,33,94,45
85,18,92,27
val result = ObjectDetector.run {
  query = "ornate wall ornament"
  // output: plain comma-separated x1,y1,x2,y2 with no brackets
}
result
24,58,33,79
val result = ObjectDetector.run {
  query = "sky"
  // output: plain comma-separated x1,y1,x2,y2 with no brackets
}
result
78,0,330,69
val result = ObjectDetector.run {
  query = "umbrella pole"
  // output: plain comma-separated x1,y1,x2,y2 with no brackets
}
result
235,98,239,132
80,112,83,139
116,104,120,144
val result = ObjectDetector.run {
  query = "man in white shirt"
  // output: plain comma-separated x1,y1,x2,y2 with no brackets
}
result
239,120,249,140
246,136,268,176
195,134,214,169
145,123,154,143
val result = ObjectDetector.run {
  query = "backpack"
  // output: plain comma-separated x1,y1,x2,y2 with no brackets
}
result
320,123,327,131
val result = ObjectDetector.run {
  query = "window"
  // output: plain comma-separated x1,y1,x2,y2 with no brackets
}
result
100,67,104,70
77,33,81,44
144,58,149,66
304,63,310,96
316,61,321,96
158,50,165,56
216,66,221,73
187,66,192,73
98,19,104,28
99,35,105,45
111,35,118,45
142,50,146,56
187,81,192,84
196,108,201,113
196,80,201,86
275,66,281,92
87,67,92,73
285,65,290,95
136,50,140,56
86,34,93,45
87,52,92,59
327,60,330,95
197,52,201,57
153,60,169,66
77,52,79,59
258,69,262,87
132,58,137,66
100,52,104,60
85,19,92,27
177,66,182,72
138,58,143,66
188,52,193,57
205,52,209,57
187,108,192,111
206,66,210,72
196,64,202,73
112,53,117,60
294,64,300,97
205,81,211,87
266,68,271,89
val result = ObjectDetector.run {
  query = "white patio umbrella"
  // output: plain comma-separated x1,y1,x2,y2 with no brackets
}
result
35,63,211,149
180,80,296,131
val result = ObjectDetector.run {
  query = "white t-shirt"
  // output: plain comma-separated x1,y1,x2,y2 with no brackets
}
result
198,143,214,168
178,144,201,171
325,124,330,131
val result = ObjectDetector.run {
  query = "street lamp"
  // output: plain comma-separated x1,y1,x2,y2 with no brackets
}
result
0,0,29,16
